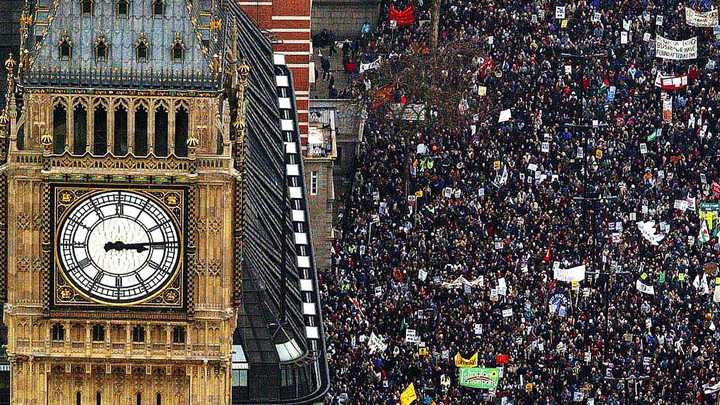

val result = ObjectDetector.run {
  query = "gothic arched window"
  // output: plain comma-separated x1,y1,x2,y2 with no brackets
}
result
135,34,149,63
172,33,185,62
152,0,164,16
81,0,93,16
58,33,72,61
117,0,129,16
95,35,108,63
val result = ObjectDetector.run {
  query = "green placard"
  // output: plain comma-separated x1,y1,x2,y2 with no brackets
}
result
701,202,720,211
459,367,499,390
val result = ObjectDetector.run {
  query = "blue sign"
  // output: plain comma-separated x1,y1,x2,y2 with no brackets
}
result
607,86,616,102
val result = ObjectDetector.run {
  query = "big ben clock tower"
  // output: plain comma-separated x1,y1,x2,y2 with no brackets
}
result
0,1,329,404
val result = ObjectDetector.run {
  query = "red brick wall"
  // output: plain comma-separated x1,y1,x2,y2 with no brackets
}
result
239,0,311,142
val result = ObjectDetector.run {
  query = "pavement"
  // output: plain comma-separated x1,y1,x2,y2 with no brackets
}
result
310,44,355,99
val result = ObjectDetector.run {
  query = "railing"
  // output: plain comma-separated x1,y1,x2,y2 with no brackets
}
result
10,152,42,165
8,151,236,175
47,153,193,172
24,67,221,91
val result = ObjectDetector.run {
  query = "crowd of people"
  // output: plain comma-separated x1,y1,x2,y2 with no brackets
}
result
319,0,720,403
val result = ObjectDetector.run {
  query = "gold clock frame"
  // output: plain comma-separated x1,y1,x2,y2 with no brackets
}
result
50,184,187,310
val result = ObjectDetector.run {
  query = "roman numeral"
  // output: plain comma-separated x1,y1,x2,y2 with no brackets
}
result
89,198,104,219
136,199,150,219
61,242,86,248
68,217,90,230
148,221,169,232
115,276,122,288
135,274,148,292
77,258,91,268
147,260,166,274
93,271,104,283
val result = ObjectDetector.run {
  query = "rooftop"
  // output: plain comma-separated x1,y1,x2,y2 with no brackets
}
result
24,0,223,90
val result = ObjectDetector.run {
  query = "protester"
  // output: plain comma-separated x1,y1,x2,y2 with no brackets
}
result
322,1,720,404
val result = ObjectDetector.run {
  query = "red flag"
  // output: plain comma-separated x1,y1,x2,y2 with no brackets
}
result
389,4,415,27
543,242,553,263
496,353,510,365
372,84,395,110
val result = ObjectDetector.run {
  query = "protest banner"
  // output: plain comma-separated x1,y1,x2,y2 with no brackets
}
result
655,36,697,60
685,7,718,28
359,56,381,74
389,4,415,27
455,352,478,368
400,383,417,405
555,6,565,19
654,73,688,91
459,367,499,389
401,104,426,121
441,276,484,289
553,265,586,282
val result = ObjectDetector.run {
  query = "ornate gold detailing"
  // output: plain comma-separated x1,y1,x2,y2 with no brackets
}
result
45,152,193,173
0,172,6,302
4,53,16,120
40,132,53,145
231,61,250,307
20,14,33,27
211,53,221,77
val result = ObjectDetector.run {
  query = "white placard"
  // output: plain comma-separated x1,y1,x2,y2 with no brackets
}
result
555,6,565,19
553,265,586,282
502,308,513,318
621,31,628,44
368,332,388,354
674,200,689,211
636,279,655,295
640,143,648,154
499,109,512,123
405,328,420,343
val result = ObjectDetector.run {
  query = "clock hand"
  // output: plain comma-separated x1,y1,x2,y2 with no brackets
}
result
104,241,171,253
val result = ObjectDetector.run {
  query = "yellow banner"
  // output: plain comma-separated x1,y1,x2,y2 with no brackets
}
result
454,352,478,368
400,383,417,405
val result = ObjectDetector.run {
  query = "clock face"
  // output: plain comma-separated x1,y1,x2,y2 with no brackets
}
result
56,190,181,305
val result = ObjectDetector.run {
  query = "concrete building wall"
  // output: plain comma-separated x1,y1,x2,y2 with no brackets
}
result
304,159,334,272
310,100,364,200
311,0,379,40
